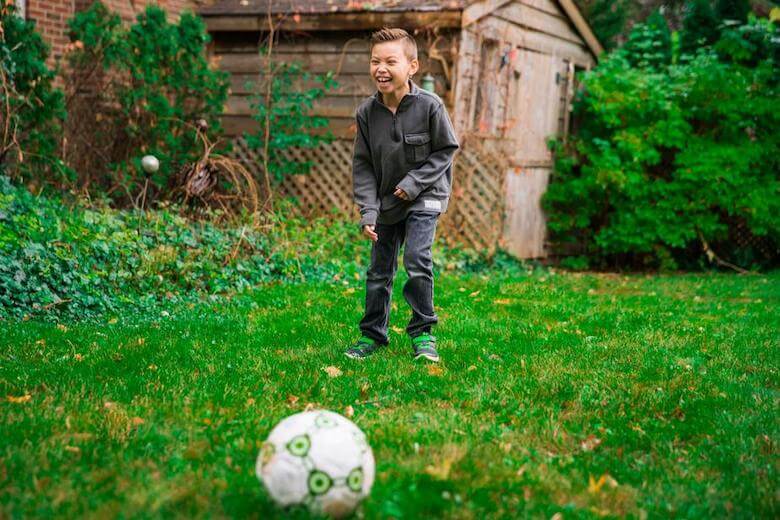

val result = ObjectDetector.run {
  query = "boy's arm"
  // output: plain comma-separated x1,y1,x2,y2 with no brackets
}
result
395,103,460,201
352,112,379,228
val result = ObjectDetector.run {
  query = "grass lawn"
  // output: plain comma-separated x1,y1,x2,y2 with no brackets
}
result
1,270,778,518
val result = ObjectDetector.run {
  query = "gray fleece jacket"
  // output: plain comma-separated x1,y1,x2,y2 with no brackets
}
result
352,79,460,228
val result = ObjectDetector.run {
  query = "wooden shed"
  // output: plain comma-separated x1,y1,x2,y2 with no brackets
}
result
198,0,603,258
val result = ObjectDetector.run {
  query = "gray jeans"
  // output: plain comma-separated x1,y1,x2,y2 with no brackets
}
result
359,211,440,344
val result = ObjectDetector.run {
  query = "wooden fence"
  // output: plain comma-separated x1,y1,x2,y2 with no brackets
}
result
229,137,508,253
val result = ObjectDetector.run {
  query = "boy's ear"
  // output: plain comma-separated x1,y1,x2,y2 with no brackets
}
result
410,58,420,76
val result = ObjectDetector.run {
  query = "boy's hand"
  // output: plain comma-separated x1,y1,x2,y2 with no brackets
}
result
393,187,409,200
362,224,378,242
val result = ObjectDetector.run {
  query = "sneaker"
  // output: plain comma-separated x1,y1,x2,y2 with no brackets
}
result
345,335,385,359
411,333,440,362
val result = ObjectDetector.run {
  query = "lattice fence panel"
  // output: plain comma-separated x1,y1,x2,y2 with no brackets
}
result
228,137,507,252
439,144,508,254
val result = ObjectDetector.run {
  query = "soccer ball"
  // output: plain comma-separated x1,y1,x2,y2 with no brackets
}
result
256,410,375,518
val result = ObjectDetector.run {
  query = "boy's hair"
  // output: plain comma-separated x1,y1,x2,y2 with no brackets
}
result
369,27,418,62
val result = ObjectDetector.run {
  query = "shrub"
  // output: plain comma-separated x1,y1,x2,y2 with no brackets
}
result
0,4,73,183
243,51,338,183
0,177,523,321
62,1,229,204
543,15,779,270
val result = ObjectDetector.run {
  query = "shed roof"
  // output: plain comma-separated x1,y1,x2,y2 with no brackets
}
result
199,0,603,58
199,0,467,16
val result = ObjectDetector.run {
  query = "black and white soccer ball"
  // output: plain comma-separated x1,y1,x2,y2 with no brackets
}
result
256,410,375,518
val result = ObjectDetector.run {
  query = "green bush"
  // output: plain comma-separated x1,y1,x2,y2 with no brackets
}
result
244,55,338,183
0,177,525,321
64,1,229,202
0,4,73,183
543,15,779,270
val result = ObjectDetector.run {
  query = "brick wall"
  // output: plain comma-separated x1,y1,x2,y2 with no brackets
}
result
24,0,210,77
26,0,73,72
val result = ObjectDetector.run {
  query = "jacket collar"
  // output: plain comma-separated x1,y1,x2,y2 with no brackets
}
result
373,78,421,110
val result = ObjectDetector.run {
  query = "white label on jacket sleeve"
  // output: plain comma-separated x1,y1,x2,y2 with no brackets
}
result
424,199,442,210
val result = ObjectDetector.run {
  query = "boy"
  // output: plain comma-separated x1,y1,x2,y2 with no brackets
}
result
345,27,460,363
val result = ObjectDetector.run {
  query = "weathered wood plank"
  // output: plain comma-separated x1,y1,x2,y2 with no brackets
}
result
557,0,605,57
230,73,370,96
462,0,514,27
502,166,550,258
451,28,480,138
478,16,594,64
504,49,563,162
495,2,583,45
212,33,372,55
203,11,461,32
229,72,449,97
221,114,356,138
519,0,565,18
213,51,448,76
225,94,360,119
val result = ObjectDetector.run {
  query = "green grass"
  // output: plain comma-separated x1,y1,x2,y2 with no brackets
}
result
1,270,778,518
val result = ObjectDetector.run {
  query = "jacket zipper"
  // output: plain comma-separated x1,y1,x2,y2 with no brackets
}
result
376,96,403,142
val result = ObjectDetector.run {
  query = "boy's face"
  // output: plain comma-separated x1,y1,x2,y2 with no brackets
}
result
370,40,419,96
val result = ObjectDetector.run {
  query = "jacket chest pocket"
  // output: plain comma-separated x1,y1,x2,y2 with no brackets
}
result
403,132,431,163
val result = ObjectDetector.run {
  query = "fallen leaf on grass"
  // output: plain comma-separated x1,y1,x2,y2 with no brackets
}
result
7,394,31,404
391,326,404,334
131,417,145,426
425,444,466,480
469,290,480,297
580,435,602,452
323,366,342,378
467,365,477,372
287,395,300,405
64,446,81,454
588,473,618,494
344,405,354,418
56,324,68,332
427,365,444,376
493,298,512,305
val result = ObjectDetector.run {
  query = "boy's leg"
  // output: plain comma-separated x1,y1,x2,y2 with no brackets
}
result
358,221,403,344
402,211,440,337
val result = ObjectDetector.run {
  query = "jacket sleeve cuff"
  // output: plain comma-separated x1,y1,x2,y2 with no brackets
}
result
396,176,421,201
358,208,378,228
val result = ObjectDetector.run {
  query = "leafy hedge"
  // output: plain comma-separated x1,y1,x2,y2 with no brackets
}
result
0,177,527,321
0,3,72,183
63,2,230,201
543,15,779,270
